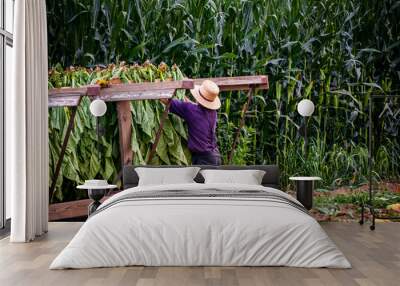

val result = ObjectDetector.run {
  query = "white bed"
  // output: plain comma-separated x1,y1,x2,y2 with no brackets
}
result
50,183,351,269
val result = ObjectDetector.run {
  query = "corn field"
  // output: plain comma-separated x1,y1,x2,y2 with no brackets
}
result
46,0,400,202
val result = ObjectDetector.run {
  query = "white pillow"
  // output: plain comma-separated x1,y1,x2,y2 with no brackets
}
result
135,167,200,186
200,169,266,185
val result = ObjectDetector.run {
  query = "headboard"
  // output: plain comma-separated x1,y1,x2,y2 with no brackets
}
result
122,165,280,189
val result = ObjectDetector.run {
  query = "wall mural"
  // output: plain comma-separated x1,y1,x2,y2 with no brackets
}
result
46,0,400,222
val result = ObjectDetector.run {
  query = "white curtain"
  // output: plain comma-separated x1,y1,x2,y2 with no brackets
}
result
8,0,49,242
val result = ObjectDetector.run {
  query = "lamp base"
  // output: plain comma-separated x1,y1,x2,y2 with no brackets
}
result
87,189,107,215
295,180,314,210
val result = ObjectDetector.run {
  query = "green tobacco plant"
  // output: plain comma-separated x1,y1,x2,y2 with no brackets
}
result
48,63,192,202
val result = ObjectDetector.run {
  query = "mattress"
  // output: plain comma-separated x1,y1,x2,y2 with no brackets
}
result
50,183,351,269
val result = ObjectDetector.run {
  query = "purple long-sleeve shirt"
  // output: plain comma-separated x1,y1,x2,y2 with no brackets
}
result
169,99,219,154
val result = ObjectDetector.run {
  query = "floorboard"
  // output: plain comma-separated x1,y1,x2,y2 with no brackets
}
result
0,222,399,286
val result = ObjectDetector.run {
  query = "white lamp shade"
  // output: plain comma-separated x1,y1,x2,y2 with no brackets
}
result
89,99,107,117
297,99,315,117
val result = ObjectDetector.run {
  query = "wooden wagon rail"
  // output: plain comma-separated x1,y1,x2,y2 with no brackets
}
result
193,75,268,91
49,191,120,221
48,75,269,220
49,79,194,107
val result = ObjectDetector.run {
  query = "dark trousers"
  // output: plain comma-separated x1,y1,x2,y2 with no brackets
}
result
192,151,221,166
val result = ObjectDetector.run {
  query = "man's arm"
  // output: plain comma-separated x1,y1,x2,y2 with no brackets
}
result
166,99,193,120
161,96,192,104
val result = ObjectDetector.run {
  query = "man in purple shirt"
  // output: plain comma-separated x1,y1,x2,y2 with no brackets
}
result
161,80,222,165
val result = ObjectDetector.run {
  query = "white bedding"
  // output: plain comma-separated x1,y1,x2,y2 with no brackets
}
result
50,183,351,269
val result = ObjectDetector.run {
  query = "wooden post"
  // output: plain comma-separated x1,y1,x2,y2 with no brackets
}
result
117,101,133,168
147,91,176,164
49,96,83,201
227,87,255,164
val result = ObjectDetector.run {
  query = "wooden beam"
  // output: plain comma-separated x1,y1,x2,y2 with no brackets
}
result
49,198,92,221
49,191,119,221
100,79,194,95
193,75,269,91
117,101,133,168
48,94,82,107
147,92,176,164
48,86,88,96
48,87,89,107
49,96,83,201
48,80,194,107
228,87,255,163
99,89,176,102
48,80,193,97
47,77,268,107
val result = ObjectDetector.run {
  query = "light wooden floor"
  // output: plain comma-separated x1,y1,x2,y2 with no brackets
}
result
0,222,399,286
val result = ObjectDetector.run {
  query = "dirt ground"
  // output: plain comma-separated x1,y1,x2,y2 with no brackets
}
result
288,182,400,222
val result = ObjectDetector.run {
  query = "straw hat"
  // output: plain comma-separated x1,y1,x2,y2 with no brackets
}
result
190,80,221,110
